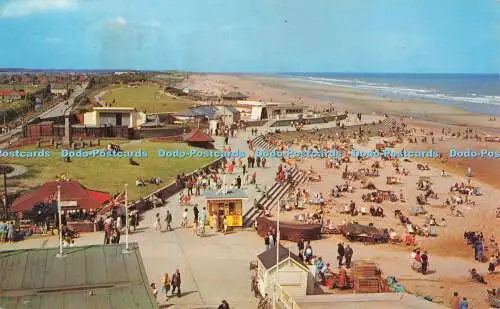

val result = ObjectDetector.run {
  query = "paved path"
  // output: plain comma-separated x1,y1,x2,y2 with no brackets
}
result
134,129,284,308
94,90,107,106
5,164,28,178
38,84,86,119
0,84,87,148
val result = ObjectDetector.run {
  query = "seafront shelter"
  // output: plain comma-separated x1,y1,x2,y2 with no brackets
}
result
202,189,247,230
11,180,110,233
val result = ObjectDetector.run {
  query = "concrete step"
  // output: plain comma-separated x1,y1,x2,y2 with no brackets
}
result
243,169,305,227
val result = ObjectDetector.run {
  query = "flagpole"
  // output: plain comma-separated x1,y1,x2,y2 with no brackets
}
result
122,184,130,254
56,184,64,258
274,202,280,309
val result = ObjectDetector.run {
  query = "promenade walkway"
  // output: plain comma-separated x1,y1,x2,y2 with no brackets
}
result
130,128,286,308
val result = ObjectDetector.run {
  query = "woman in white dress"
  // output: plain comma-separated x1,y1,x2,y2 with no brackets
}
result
182,208,189,228
153,213,161,231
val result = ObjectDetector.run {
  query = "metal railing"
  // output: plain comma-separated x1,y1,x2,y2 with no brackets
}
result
276,285,302,309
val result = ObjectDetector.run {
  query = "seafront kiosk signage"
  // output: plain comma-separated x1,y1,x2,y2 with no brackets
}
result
202,190,247,228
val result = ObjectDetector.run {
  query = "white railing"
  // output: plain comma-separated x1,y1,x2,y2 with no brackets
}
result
276,285,302,309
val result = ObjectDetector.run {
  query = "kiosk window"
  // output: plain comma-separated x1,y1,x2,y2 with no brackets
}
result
228,202,241,215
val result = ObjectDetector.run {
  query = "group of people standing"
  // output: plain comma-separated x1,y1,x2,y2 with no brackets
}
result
0,220,16,243
102,215,121,245
410,249,430,275
337,242,354,268
264,228,277,250
150,269,182,301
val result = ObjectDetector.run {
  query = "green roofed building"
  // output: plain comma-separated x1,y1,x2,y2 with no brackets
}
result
0,243,158,309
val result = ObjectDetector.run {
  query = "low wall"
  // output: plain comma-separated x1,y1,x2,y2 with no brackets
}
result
245,120,268,127
270,114,348,128
131,157,225,213
138,127,186,138
257,216,322,242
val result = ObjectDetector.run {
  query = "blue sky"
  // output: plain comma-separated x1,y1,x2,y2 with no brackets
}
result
0,0,498,73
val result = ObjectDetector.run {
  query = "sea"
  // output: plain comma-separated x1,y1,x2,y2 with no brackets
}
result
284,73,500,115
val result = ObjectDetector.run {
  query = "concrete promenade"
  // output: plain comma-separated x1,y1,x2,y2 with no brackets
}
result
0,128,284,309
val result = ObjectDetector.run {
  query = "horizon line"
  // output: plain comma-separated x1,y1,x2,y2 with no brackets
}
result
0,68,498,75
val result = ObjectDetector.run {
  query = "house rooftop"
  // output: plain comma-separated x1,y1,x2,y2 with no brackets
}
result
257,244,307,270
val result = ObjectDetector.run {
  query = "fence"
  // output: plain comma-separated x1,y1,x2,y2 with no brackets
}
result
276,285,302,309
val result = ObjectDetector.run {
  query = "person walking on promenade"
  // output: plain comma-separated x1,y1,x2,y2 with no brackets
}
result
162,273,171,299
181,208,188,228
171,269,182,297
165,210,172,231
193,205,199,230
153,213,162,231
264,233,270,250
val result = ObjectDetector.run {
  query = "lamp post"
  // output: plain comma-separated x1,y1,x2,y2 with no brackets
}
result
122,184,130,254
56,184,64,258
273,201,280,309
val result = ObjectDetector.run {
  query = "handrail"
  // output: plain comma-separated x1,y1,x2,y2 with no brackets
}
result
276,284,302,309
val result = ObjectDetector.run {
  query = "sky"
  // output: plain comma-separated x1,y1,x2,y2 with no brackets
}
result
0,0,498,73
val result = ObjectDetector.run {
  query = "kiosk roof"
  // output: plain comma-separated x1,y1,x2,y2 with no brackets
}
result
202,189,248,199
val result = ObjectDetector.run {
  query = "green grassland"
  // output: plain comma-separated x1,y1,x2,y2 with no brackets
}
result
102,85,194,113
5,141,213,201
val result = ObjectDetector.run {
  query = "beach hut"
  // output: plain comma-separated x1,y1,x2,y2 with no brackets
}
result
202,189,247,230
256,244,314,297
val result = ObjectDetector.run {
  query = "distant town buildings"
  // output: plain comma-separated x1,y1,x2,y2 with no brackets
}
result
50,83,69,96
0,89,26,102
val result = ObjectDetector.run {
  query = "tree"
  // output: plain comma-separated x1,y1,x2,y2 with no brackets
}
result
0,164,14,219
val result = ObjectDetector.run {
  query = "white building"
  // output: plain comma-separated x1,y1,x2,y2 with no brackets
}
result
83,107,147,128
50,83,69,96
237,100,307,121
257,245,315,298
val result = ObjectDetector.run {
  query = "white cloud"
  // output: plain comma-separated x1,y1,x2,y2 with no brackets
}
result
0,0,78,18
109,16,127,27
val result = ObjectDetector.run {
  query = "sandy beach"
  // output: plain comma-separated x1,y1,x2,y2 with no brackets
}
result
181,73,500,308
182,74,500,132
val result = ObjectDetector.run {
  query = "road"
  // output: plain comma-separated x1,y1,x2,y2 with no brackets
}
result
0,83,87,146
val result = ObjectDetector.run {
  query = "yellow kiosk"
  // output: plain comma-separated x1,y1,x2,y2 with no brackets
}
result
202,189,247,230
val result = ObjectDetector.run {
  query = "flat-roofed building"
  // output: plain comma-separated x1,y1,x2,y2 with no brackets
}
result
83,107,146,128
237,100,307,120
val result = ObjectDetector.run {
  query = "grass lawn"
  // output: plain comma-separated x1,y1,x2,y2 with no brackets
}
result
102,85,194,113
5,141,213,201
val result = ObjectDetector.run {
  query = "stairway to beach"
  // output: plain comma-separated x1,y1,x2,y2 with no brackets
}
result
250,134,274,150
242,136,307,228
